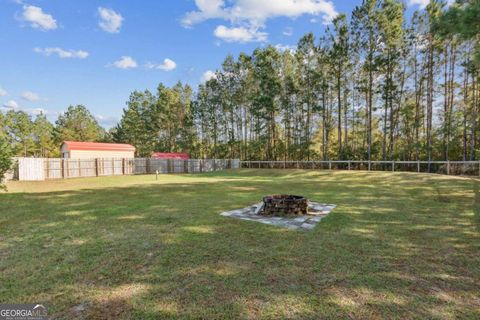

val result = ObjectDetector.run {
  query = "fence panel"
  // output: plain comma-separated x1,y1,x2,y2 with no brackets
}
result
150,159,169,173
45,158,62,179
133,158,147,174
18,158,44,181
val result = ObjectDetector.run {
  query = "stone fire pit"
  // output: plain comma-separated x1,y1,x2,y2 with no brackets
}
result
220,196,336,231
261,194,308,216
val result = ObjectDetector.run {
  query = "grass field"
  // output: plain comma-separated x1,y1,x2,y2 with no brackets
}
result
1,169,479,319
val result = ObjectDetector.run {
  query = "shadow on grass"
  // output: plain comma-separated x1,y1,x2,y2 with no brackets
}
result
0,170,479,319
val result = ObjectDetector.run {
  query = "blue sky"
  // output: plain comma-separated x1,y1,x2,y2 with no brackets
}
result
0,0,428,127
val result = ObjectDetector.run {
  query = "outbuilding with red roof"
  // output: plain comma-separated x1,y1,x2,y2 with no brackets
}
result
60,141,136,159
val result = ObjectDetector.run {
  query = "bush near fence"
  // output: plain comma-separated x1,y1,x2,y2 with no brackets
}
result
14,158,240,181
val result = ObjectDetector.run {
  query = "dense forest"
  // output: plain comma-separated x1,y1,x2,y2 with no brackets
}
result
1,0,479,162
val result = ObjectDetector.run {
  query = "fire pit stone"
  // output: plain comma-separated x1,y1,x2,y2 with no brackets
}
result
220,200,336,231
261,194,308,216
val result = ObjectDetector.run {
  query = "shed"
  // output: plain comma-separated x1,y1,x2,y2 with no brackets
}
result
151,152,189,160
60,141,136,159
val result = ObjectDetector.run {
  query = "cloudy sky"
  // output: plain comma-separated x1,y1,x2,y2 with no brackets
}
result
0,0,428,127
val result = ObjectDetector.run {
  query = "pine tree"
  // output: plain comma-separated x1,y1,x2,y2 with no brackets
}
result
4,110,35,156
55,105,105,143
352,0,382,161
33,113,56,157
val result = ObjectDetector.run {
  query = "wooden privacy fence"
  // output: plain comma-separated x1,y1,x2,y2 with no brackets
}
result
15,158,240,181
241,160,480,176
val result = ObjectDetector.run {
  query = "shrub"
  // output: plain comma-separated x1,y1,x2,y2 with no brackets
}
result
0,137,12,190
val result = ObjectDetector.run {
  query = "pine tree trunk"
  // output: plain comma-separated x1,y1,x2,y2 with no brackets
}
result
337,67,342,156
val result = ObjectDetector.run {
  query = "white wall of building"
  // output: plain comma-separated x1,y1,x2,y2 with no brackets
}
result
67,150,135,159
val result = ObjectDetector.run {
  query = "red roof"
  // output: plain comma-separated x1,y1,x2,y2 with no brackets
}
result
151,152,189,160
62,141,135,152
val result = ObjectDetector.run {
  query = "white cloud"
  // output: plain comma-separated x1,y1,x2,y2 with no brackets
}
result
112,56,137,69
145,58,177,71
98,7,123,33
158,58,177,71
21,5,57,30
408,0,455,8
34,47,89,59
0,95,48,115
95,114,118,127
0,87,7,97
275,44,296,52
28,108,47,115
21,91,40,101
183,0,337,27
182,0,225,26
182,0,338,42
214,25,267,42
3,100,20,109
408,0,429,8
283,27,293,36
201,70,216,82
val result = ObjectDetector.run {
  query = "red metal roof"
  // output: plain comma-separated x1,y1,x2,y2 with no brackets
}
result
62,141,136,152
151,152,189,160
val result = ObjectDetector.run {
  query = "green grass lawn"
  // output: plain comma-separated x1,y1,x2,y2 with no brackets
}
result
1,169,479,319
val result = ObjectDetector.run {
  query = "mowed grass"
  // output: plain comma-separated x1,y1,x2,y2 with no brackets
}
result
1,169,479,319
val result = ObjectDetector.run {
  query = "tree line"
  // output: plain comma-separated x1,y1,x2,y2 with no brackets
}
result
113,0,480,161
0,105,106,157
1,0,479,163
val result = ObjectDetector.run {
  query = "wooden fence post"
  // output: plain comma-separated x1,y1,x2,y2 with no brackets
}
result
348,161,351,170
66,159,69,178
368,161,371,171
392,161,395,172
447,161,450,175
329,161,332,170
61,159,65,179
95,158,99,177
417,160,420,173
122,158,125,175
45,158,50,180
